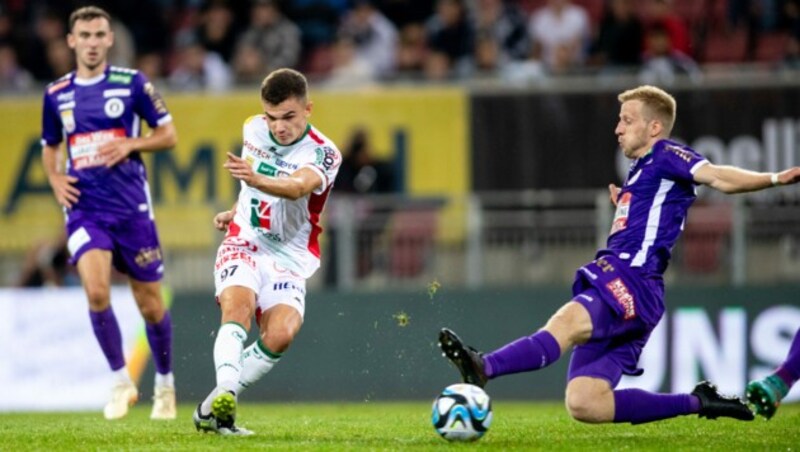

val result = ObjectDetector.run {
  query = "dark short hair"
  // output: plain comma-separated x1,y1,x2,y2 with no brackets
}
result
69,6,111,31
260,68,308,105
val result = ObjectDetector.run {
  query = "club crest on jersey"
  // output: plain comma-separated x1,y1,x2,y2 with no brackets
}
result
315,146,340,171
60,109,76,133
610,192,632,235
104,97,125,118
250,198,271,229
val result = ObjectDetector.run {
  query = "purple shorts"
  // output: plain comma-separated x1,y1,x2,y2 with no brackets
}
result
65,211,164,282
566,255,665,388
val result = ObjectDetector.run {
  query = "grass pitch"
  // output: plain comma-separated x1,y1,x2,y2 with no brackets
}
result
1,402,798,451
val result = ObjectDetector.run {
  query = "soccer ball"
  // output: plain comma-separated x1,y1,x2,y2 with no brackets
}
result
431,383,492,441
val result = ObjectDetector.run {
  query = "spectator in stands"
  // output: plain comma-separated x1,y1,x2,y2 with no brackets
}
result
781,34,800,70
107,19,136,68
337,0,399,79
395,23,427,79
337,127,397,194
169,32,233,91
326,127,397,284
426,0,475,79
17,233,78,288
233,0,301,80
643,0,691,56
473,0,531,63
639,24,702,85
377,0,434,29
0,42,33,92
285,0,349,72
528,0,590,74
196,0,238,63
474,32,503,76
590,0,643,70
20,8,65,81
325,36,377,88
45,39,74,79
136,51,165,82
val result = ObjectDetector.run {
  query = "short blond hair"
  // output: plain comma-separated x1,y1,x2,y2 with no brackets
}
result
618,85,677,135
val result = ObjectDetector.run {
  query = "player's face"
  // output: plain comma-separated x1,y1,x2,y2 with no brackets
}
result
615,100,653,159
262,96,313,145
68,18,113,72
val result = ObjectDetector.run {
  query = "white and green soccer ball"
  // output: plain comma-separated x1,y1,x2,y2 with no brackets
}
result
431,383,493,441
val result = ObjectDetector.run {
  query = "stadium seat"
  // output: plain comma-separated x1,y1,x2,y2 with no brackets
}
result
389,209,438,278
682,202,732,273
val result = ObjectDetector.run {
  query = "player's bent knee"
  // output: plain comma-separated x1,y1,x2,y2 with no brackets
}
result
565,378,613,423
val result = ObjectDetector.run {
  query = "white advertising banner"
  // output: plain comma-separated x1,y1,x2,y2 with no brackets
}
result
619,304,800,402
0,287,143,411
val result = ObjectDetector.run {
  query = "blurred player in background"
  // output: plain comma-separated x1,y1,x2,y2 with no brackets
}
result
439,85,800,425
41,6,178,420
193,68,341,435
747,328,800,419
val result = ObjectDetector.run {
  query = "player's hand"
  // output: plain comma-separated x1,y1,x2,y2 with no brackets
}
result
608,184,621,206
99,139,133,167
213,210,234,231
775,167,800,186
48,173,81,208
224,152,259,186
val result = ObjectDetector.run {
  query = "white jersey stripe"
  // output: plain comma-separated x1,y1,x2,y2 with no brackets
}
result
632,179,674,267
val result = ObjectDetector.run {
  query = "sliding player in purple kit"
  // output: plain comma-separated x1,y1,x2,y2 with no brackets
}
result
41,6,177,420
747,328,800,419
439,85,800,425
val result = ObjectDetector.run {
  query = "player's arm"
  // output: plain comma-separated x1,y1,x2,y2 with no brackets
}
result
693,163,800,194
224,152,322,200
99,122,178,167
608,184,621,206
42,143,80,208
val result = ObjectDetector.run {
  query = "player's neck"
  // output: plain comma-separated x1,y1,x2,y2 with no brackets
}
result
76,62,107,80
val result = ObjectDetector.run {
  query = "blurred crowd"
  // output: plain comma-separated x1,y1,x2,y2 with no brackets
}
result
1,0,800,92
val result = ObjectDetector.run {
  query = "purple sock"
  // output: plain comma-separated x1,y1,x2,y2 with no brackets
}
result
146,311,173,375
90,308,125,371
483,330,561,378
774,328,800,389
613,388,700,424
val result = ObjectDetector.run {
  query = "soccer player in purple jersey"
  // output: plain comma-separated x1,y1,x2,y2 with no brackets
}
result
40,6,177,420
439,85,800,425
747,328,800,419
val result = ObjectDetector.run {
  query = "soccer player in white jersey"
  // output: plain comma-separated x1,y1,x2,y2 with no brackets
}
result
41,6,177,420
193,68,341,435
439,85,800,425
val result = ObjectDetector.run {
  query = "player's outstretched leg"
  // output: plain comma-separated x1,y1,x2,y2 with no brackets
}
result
438,328,488,388
746,375,788,420
103,380,138,420
692,381,754,421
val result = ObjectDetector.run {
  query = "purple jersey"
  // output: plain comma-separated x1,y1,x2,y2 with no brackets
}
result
599,139,708,276
41,66,172,218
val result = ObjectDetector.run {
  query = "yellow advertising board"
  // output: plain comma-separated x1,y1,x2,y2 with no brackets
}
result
0,87,468,251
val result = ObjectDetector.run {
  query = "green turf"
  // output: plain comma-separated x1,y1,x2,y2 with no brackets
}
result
0,402,798,451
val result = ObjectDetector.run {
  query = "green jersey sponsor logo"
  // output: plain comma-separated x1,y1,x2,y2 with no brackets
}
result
108,73,132,84
257,162,277,176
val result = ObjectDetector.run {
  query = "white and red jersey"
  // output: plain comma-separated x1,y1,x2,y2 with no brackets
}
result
226,116,341,278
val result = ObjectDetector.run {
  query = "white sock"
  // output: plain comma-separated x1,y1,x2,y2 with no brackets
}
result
112,367,132,384
236,340,281,394
154,372,174,388
214,322,247,393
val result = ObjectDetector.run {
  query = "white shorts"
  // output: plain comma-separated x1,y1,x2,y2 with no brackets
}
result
213,236,306,318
